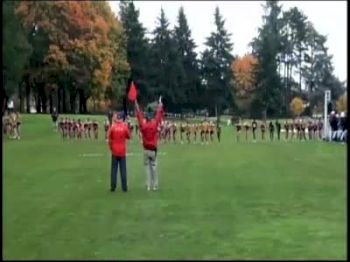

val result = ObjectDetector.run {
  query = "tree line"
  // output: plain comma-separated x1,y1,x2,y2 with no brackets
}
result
3,0,346,118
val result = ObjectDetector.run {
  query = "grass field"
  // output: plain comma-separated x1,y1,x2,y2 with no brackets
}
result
3,114,347,260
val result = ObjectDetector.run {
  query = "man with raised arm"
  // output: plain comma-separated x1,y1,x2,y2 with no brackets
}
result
134,98,164,191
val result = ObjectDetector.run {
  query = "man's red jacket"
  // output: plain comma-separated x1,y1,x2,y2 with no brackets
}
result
108,120,131,157
136,105,163,150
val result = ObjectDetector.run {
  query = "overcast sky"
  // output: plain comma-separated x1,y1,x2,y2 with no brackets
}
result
108,1,347,83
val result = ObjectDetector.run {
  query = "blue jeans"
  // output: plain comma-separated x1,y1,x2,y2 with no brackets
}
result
111,155,127,191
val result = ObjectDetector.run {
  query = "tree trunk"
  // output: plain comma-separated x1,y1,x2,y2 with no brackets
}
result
62,87,67,113
49,91,53,114
78,89,84,114
57,87,61,113
70,91,76,114
41,87,47,113
36,94,41,113
19,86,24,113
26,84,30,113
83,96,87,113
299,49,302,93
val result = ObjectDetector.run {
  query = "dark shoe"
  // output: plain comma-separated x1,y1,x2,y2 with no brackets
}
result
110,188,115,192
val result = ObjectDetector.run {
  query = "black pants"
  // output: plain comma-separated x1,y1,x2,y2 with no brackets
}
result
217,131,221,142
252,129,256,140
277,130,280,140
111,155,127,191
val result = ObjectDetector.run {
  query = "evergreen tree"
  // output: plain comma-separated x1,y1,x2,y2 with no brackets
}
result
201,6,234,117
119,0,152,105
173,6,201,112
3,0,32,110
149,8,179,111
251,1,284,118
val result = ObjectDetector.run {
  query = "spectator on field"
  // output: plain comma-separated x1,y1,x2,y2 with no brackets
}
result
108,112,131,192
329,111,338,141
339,112,347,142
51,107,59,130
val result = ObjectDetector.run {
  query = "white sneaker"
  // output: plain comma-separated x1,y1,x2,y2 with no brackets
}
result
152,187,158,191
147,186,151,191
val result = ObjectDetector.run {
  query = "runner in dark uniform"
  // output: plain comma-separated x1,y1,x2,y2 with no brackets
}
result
269,121,274,141
244,123,249,141
260,122,266,140
307,120,313,140
172,122,177,143
15,112,21,140
252,119,257,141
275,120,281,140
235,122,242,142
216,124,221,142
284,121,289,140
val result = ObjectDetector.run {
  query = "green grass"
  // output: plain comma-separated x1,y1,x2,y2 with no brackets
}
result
3,114,347,260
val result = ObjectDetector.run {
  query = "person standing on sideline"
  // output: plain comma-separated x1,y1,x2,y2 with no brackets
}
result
51,107,59,130
260,121,266,140
107,112,131,192
269,121,274,141
134,98,163,191
216,122,221,142
251,119,257,142
284,120,289,140
235,120,242,142
275,119,281,140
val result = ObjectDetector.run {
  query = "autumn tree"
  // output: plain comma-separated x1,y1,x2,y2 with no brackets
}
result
336,93,347,113
15,1,129,113
290,96,305,116
231,54,258,115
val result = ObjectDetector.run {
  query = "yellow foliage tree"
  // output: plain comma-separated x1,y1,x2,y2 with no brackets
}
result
336,93,347,112
290,97,305,116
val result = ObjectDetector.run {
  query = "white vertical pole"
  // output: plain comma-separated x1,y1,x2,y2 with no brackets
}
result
324,90,331,139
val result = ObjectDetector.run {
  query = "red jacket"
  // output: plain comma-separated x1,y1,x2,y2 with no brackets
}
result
136,105,163,150
108,120,131,157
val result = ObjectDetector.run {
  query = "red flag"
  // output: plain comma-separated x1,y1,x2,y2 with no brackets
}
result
128,81,138,102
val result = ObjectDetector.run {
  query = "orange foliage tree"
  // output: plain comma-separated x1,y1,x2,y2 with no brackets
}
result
231,54,258,113
16,1,129,113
